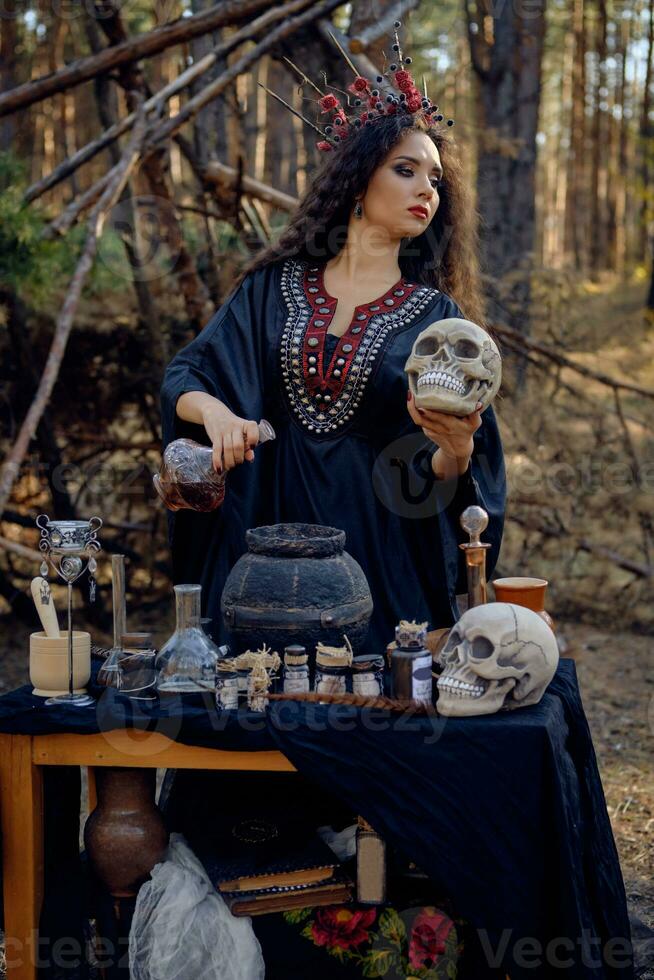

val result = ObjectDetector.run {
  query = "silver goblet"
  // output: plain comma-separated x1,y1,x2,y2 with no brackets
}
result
36,515,102,708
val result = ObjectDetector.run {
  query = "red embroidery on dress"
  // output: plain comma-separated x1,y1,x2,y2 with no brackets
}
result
301,266,419,405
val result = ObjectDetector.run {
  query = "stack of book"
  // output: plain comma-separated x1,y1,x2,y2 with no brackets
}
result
191,813,353,917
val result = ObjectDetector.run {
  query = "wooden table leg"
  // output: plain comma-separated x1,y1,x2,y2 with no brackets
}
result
0,735,44,980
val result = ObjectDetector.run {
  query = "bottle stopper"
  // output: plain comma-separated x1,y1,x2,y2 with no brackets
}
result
460,505,489,546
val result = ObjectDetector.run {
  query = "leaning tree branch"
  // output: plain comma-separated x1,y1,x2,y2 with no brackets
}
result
0,104,148,521
492,322,654,400
0,0,277,118
43,0,342,235
24,0,317,204
316,20,393,95
348,0,420,52
146,0,343,149
0,534,41,562
508,513,654,579
203,161,299,212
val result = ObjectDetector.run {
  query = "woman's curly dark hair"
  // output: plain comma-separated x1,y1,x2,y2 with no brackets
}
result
237,113,485,324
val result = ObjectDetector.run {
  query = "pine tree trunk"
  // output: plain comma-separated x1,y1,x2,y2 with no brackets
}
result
589,0,607,277
465,0,547,334
564,0,587,270
640,0,654,260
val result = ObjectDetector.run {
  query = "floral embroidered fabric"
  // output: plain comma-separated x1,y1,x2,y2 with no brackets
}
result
282,903,459,978
279,259,439,435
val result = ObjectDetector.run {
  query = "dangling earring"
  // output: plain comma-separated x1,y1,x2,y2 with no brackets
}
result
354,200,363,219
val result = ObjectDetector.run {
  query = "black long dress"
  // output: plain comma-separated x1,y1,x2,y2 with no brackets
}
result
160,256,506,654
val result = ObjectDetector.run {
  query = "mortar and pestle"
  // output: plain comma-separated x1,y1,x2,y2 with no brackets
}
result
29,577,91,696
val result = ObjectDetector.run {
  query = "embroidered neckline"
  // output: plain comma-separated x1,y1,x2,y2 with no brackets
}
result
317,265,407,332
302,265,419,405
279,259,439,435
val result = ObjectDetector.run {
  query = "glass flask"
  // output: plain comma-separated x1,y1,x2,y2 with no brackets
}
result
155,584,222,693
153,420,276,513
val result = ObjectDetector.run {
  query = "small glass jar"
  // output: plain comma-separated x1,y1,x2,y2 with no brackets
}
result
215,664,239,710
283,645,310,694
351,655,384,697
117,633,157,701
314,648,350,696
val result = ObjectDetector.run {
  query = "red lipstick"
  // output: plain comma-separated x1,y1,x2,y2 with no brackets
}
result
408,206,429,219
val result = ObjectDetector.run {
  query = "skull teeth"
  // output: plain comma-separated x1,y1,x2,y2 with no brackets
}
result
437,677,486,698
417,371,467,395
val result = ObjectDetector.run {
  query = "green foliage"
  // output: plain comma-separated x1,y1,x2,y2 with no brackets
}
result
360,946,397,977
0,153,77,303
378,907,407,945
0,152,130,307
282,906,312,925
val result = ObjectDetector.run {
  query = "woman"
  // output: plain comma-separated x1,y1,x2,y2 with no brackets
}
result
161,111,506,656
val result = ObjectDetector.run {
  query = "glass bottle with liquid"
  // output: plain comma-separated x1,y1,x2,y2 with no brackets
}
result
153,421,276,512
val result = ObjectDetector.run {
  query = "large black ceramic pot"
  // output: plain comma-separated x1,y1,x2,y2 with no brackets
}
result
220,523,373,657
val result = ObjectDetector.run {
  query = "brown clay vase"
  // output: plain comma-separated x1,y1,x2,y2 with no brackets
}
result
492,577,556,632
84,768,168,897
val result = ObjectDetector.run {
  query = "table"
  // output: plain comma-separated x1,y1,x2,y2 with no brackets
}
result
0,728,295,980
0,661,634,980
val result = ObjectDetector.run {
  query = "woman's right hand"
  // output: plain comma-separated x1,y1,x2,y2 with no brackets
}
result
201,402,260,473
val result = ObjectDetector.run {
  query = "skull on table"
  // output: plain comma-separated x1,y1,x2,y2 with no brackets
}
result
436,603,559,717
404,318,501,416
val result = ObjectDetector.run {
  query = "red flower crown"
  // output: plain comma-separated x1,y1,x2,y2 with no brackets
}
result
261,21,454,154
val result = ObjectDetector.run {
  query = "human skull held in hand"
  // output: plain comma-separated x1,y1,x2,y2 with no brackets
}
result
404,318,501,416
437,603,558,717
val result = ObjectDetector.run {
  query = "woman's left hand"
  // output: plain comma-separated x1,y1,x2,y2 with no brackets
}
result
407,392,483,459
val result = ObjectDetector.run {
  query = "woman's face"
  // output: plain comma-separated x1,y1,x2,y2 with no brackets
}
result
358,130,442,239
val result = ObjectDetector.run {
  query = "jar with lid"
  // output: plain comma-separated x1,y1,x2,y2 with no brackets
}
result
215,662,239,710
391,620,433,704
282,645,310,694
314,648,350,696
351,655,384,697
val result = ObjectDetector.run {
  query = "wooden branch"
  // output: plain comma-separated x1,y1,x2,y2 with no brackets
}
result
203,161,299,211
348,0,420,52
147,0,343,150
0,535,41,562
577,539,653,578
24,0,311,204
491,322,654,400
0,0,276,118
316,20,391,92
508,513,653,579
0,104,148,521
44,169,112,238
43,0,340,233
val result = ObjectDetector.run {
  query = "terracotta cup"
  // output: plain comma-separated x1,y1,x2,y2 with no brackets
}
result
29,630,91,697
491,577,554,631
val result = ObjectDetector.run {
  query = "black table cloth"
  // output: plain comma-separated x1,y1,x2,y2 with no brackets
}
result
0,659,633,979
